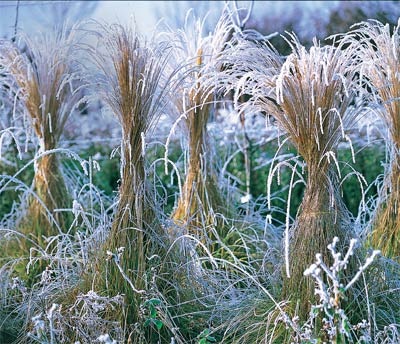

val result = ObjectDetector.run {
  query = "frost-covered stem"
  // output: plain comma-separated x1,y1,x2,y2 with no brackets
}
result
303,236,380,343
240,110,252,215
345,249,380,291
46,303,58,344
107,250,146,295
285,161,299,278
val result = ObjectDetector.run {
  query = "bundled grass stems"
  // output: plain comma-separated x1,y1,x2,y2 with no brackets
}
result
0,26,85,281
215,34,363,319
165,12,232,246
346,19,400,259
77,21,177,342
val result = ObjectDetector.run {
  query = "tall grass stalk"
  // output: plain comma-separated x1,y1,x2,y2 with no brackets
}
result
218,34,361,317
82,21,175,339
346,19,400,259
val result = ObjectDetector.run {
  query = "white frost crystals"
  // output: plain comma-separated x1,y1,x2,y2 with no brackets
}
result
302,237,381,342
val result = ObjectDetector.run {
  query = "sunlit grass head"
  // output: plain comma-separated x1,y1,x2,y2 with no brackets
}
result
226,34,360,169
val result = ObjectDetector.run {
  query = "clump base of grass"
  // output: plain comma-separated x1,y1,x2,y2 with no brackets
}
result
1,154,72,286
282,173,356,320
371,160,400,259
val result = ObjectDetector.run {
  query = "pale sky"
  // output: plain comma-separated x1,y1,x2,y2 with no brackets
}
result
2,1,395,40
93,1,159,35
0,1,336,37
0,1,173,38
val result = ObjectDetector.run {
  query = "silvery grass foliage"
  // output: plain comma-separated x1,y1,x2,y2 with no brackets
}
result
0,24,87,234
0,155,117,342
162,9,275,273
26,293,124,344
78,20,180,342
208,31,365,317
162,10,232,243
205,235,380,343
344,19,400,259
0,72,25,171
216,234,400,344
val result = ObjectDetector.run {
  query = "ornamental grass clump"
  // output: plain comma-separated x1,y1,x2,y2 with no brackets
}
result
0,28,83,232
82,21,174,338
347,20,400,259
0,27,84,280
166,13,232,244
219,34,361,317
275,38,360,314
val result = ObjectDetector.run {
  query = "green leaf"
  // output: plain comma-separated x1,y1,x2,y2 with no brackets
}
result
149,305,157,319
145,298,161,306
342,318,351,335
198,339,207,344
199,329,210,337
206,335,216,342
336,333,346,344
144,318,151,327
153,318,163,330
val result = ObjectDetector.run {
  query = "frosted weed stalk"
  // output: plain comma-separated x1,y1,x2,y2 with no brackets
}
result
216,235,394,343
299,237,380,343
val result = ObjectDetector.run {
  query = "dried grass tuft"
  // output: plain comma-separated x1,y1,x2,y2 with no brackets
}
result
78,21,175,340
346,19,400,259
219,33,361,317
0,25,84,282
165,13,232,245
0,27,84,227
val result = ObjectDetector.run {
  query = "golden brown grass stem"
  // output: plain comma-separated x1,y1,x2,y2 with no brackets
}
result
25,154,70,232
282,166,352,316
371,156,400,258
171,83,222,241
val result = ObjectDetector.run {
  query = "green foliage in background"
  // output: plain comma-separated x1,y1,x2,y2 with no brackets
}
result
0,140,385,224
